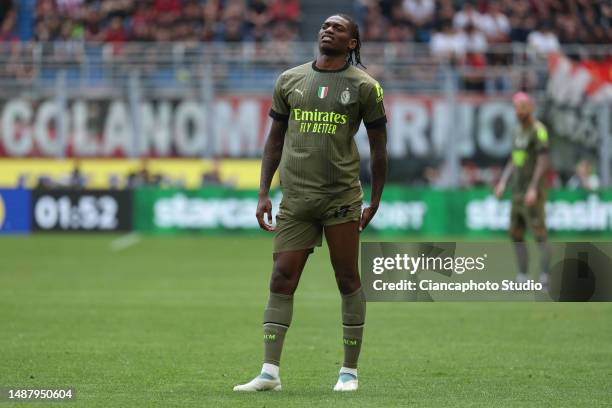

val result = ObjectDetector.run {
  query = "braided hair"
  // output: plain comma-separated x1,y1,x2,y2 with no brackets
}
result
335,14,365,68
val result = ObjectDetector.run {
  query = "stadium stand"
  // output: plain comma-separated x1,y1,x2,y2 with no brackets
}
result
0,1,604,49
31,0,300,43
359,0,610,45
0,1,609,188
0,0,17,42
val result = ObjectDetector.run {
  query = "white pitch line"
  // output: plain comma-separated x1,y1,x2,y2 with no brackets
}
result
110,233,141,252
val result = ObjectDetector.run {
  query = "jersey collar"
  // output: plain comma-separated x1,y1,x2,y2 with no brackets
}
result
311,60,350,73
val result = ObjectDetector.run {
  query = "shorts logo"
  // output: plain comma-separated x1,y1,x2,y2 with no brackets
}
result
340,88,351,105
318,86,329,99
334,205,350,218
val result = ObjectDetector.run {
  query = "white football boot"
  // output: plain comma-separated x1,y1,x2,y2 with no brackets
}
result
233,372,281,392
333,371,358,392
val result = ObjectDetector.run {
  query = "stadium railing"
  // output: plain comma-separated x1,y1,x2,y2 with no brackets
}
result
0,41,609,97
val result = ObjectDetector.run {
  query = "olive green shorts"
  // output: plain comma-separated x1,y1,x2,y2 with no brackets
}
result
274,188,363,253
510,195,547,240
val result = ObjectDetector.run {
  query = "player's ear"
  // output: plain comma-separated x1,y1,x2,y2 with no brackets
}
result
348,38,357,51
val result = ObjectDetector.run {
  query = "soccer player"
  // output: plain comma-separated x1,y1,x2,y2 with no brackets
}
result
233,14,387,392
495,92,551,285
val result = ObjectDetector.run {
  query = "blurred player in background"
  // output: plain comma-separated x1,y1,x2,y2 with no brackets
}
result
234,14,387,392
495,92,551,286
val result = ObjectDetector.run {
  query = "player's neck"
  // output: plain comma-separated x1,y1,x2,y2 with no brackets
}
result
315,54,348,71
520,116,534,129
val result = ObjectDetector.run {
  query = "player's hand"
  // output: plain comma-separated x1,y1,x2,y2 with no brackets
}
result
359,205,378,232
494,181,506,199
256,195,275,232
524,187,537,207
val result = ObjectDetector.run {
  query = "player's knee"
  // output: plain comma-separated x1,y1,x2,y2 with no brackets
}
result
534,232,548,243
335,270,360,295
532,225,547,242
510,228,525,242
270,263,299,293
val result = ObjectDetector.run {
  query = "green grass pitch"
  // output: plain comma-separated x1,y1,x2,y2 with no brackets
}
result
0,235,611,407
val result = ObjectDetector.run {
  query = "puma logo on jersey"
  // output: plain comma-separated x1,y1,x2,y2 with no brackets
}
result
294,89,304,96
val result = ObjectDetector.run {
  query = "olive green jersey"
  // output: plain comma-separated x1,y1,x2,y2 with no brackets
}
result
510,119,549,198
269,61,386,195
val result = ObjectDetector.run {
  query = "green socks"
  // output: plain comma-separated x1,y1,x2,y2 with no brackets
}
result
341,287,366,369
538,241,551,276
262,292,294,366
513,241,528,275
261,289,366,370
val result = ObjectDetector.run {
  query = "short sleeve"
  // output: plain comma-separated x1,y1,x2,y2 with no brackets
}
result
535,123,549,153
269,74,290,122
360,80,387,129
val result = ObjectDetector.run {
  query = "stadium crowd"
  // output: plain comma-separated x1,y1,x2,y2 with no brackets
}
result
0,0,17,42
0,0,300,43
34,0,300,43
0,0,609,47
355,0,610,92
1,0,607,90
359,0,610,49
